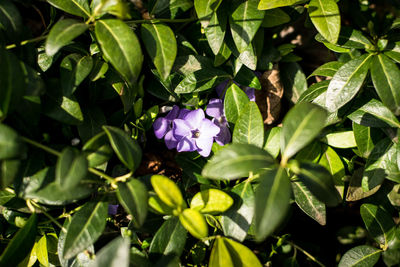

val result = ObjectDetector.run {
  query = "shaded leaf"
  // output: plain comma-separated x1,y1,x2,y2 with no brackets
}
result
83,132,113,168
0,0,22,41
60,53,93,95
56,147,88,190
346,168,380,202
174,68,230,93
89,237,130,267
280,62,308,103
261,8,290,27
0,123,23,160
338,245,381,267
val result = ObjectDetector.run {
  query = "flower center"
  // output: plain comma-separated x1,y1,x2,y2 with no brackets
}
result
192,130,200,138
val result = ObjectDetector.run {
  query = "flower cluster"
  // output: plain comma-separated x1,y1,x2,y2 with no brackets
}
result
154,99,230,157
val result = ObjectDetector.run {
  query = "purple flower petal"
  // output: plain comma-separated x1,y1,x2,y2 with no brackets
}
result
178,108,191,119
199,119,220,138
244,87,256,102
177,136,197,152
216,79,230,99
173,119,192,139
206,98,223,118
153,117,169,139
215,125,231,146
108,204,119,215
184,109,205,129
165,105,180,120
165,130,179,149
196,137,214,157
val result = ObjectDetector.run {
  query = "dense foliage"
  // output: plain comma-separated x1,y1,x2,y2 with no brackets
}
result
1,0,400,266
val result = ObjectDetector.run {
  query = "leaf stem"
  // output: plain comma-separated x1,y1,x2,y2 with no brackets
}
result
29,200,67,232
88,167,116,184
20,136,61,157
6,35,48,50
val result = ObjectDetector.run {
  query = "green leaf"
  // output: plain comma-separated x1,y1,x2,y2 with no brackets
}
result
194,0,222,28
292,179,326,225
309,0,340,44
353,122,382,158
209,237,233,267
298,80,329,103
0,213,38,266
263,127,281,158
0,190,14,205
63,200,108,259
223,237,262,267
280,62,308,103
47,0,90,18
221,181,255,242
234,66,261,89
384,42,400,63
360,203,395,249
141,22,177,80
83,132,113,167
362,138,398,191
190,188,233,214
326,54,373,112
346,168,380,202
149,217,187,257
151,175,186,210
224,83,250,123
0,123,23,160
78,107,107,143
261,8,290,27
233,101,264,148
254,167,291,241
292,161,342,206
317,27,372,49
174,69,230,93
321,131,357,148
202,143,276,180
56,147,88,190
205,8,227,55
90,237,130,267
95,19,143,87
230,0,264,53
338,245,381,267
318,146,345,197
117,179,148,228
60,53,93,95
281,102,328,162
148,195,174,215
371,54,400,116
308,61,344,78
45,19,89,56
36,235,49,267
103,126,142,172
258,0,301,10
179,208,208,239
0,0,22,42
347,98,400,128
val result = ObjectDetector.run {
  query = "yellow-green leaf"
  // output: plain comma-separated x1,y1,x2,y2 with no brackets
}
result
190,189,233,214
179,208,208,239
151,175,186,210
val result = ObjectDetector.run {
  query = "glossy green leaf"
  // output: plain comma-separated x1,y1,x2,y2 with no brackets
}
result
292,161,342,206
338,245,381,267
190,188,233,214
209,237,233,267
36,235,49,267
362,138,398,191
230,0,264,53
221,181,255,242
352,122,382,158
63,200,108,259
371,54,400,116
179,208,208,239
255,168,291,241
298,80,329,103
318,146,345,197
233,101,264,148
103,126,142,172
56,147,88,190
263,127,281,158
83,132,113,167
280,62,308,103
292,179,326,225
205,8,227,55
321,131,357,148
309,61,344,78
0,0,22,41
95,19,143,87
384,42,400,63
224,83,250,123
223,237,262,267
148,195,174,215
149,217,187,257
47,0,90,18
194,0,221,28
237,41,257,71
261,8,290,27
234,66,261,89
326,54,373,112
151,175,185,210
117,178,148,228
46,19,89,56
174,69,230,93
89,237,130,267
0,123,23,160
309,0,340,44
141,22,177,80
202,143,276,180
281,102,327,162
0,213,37,266
347,98,400,128
317,27,372,49
258,0,301,10
346,168,380,202
60,53,93,95
360,203,395,249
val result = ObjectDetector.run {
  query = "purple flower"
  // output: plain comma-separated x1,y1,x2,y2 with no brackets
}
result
206,99,231,145
153,105,182,149
243,87,256,102
108,204,119,215
173,109,220,157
